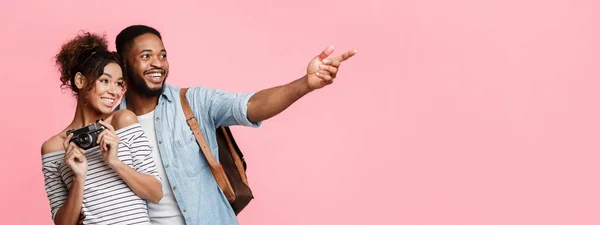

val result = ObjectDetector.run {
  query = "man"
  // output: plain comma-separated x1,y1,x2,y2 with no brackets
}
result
113,25,357,225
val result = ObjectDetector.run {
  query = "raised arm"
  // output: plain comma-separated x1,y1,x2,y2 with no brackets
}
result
246,46,357,122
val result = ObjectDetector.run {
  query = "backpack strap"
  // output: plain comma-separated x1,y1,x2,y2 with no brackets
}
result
220,126,250,186
180,88,236,202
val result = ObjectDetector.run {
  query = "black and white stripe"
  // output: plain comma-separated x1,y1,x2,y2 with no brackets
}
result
42,123,161,225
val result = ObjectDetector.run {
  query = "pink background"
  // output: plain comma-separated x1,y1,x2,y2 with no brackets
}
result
1,0,600,224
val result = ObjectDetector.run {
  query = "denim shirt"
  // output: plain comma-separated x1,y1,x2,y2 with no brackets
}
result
117,84,260,225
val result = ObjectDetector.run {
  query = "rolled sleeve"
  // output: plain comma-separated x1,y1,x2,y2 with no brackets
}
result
233,92,262,127
190,86,262,128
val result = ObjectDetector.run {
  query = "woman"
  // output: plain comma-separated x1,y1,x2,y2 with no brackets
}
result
41,31,163,225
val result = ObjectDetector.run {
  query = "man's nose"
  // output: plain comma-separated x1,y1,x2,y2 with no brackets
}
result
151,57,163,68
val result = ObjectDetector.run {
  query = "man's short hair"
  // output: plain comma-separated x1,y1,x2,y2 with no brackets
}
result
115,25,162,57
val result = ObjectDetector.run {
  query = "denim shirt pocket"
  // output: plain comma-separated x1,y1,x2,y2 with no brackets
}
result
174,130,209,177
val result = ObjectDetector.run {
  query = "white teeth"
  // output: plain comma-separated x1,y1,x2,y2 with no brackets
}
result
101,98,114,104
146,73,162,77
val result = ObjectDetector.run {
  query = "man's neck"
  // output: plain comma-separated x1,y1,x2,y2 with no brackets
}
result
125,91,160,116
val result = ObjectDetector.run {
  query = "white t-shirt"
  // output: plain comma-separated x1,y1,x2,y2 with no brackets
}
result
137,110,186,225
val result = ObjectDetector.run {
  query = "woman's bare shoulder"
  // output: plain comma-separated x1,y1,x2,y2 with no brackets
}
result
109,109,139,131
41,132,67,155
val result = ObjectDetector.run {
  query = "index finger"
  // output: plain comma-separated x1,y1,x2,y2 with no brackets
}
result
63,133,73,149
333,49,358,62
98,120,115,133
65,142,77,155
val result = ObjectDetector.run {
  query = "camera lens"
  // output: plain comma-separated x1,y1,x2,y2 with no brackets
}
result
77,133,93,148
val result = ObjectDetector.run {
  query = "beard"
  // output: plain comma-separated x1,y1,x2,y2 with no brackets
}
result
126,67,166,98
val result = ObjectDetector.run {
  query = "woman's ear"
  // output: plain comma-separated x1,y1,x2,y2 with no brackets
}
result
74,72,87,90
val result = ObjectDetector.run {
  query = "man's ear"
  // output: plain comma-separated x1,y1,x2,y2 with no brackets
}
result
74,72,87,90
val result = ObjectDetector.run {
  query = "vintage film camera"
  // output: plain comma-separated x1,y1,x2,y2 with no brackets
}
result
66,119,105,150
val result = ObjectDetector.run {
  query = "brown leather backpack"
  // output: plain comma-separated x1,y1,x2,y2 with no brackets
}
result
180,88,254,215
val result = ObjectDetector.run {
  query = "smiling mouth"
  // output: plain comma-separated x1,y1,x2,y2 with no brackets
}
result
145,72,162,78
101,97,115,104
144,69,165,78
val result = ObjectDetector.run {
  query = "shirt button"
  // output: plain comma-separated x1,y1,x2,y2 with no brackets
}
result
165,164,169,168
183,208,187,212
173,186,177,191
162,102,165,105
159,140,162,144
156,117,160,121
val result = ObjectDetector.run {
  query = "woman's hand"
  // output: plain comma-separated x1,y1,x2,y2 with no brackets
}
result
97,119,121,167
63,133,88,181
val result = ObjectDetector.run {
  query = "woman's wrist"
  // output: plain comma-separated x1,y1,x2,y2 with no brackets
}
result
73,175,86,186
107,159,125,171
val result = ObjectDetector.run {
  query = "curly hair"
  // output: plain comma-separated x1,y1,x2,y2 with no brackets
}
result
55,31,123,97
